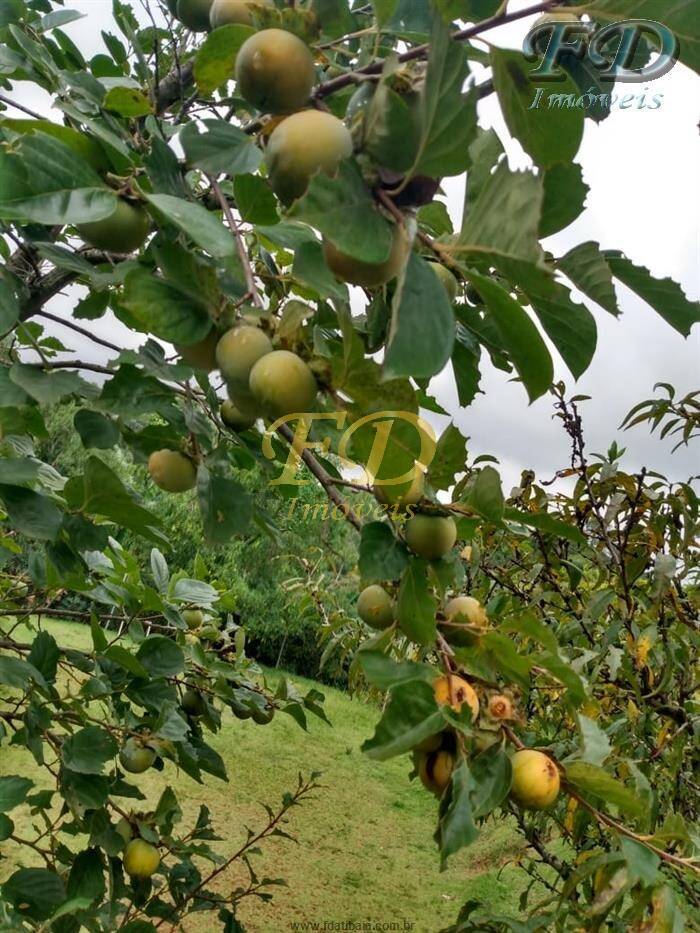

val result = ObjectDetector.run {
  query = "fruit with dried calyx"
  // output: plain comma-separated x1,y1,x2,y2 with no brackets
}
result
433,673,479,722
124,838,160,879
267,110,352,204
215,325,272,389
209,0,272,27
322,223,410,288
357,584,394,630
487,694,515,721
404,514,457,560
510,749,560,810
148,450,196,493
76,198,150,253
119,738,156,774
248,350,317,418
235,29,315,114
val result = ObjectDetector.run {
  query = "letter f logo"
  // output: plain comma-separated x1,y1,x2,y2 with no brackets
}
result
524,20,595,81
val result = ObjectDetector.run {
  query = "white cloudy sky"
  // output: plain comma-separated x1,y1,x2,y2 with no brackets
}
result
8,0,699,490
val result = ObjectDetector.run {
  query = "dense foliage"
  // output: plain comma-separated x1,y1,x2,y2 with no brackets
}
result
0,0,699,929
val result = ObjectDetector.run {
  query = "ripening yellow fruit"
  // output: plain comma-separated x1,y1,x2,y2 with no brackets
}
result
267,110,353,204
428,261,458,302
510,749,560,810
176,330,219,372
235,29,316,114
404,514,457,560
148,450,197,493
123,839,160,879
220,399,256,431
374,468,425,510
444,595,487,627
433,674,479,721
209,0,272,28
322,223,410,288
248,350,317,418
76,199,150,253
215,325,272,389
357,584,394,629
418,749,454,796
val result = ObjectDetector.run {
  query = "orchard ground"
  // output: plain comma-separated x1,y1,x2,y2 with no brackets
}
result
1,619,544,931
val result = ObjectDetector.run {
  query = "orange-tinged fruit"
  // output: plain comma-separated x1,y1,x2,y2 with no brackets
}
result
248,350,317,418
148,450,196,493
267,110,352,204
433,674,479,722
418,749,454,796
356,584,394,630
235,29,315,114
124,839,160,879
510,749,560,810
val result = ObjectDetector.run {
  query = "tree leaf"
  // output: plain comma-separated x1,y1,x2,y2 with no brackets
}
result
66,848,105,903
397,558,438,645
356,651,434,689
73,410,120,449
603,252,700,337
194,23,255,95
121,268,212,344
104,85,152,116
361,679,443,760
558,241,619,315
233,173,278,225
451,324,481,408
61,726,118,774
469,743,512,819
540,162,589,237
180,119,262,176
197,467,253,544
142,192,236,260
565,761,645,818
28,631,59,682
464,465,504,522
0,485,63,540
9,363,96,405
0,776,33,813
428,425,467,492
384,252,455,380
288,159,393,264
504,507,586,545
436,760,479,865
358,521,409,581
135,635,185,678
525,278,598,380
2,868,66,921
575,713,612,767
619,837,660,886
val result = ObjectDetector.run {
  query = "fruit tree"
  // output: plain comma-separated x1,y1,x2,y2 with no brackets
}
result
0,0,699,929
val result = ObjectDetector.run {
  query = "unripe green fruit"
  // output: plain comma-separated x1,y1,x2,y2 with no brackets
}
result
357,584,394,630
115,817,133,844
221,399,256,431
166,0,178,14
251,704,275,724
510,749,560,810
404,514,457,560
148,450,197,493
124,839,160,879
216,325,272,390
176,0,212,31
76,199,150,253
210,0,272,27
323,224,410,288
183,608,204,630
374,469,424,510
428,261,458,302
267,110,353,204
119,738,156,774
182,688,207,716
176,330,219,372
249,350,317,418
235,29,315,114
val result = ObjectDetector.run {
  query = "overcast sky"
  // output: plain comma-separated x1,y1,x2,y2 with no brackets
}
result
8,0,699,491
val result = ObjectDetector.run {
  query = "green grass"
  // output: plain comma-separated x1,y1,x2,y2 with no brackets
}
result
1,619,532,931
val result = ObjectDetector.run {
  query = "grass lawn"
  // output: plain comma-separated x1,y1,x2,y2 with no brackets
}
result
1,619,534,932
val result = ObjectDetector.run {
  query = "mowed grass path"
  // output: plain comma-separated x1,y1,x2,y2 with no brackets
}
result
1,620,529,932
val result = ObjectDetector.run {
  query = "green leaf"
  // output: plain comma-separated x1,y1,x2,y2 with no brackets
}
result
465,466,504,522
292,240,349,301
136,635,185,678
73,409,120,449
62,726,118,774
582,0,700,76
104,85,152,116
361,679,443,760
0,813,13,841
233,173,278,225
141,192,236,260
66,848,105,903
28,631,59,682
412,16,478,178
619,837,659,886
103,645,150,678
121,268,212,344
540,162,589,237
2,868,66,921
0,485,63,540
288,160,393,264
358,521,409,581
603,252,700,337
565,761,645,818
193,23,255,95
428,425,467,492
197,467,253,544
526,278,598,380
180,119,262,176
9,363,96,405
362,80,421,173
558,241,619,316
397,558,438,645
575,713,612,767
384,252,455,380
0,776,33,812
0,272,21,332
0,655,46,689
372,0,399,27
491,47,583,168
501,611,559,654
533,652,586,705
504,507,586,545
469,742,512,819
465,271,552,402
436,760,479,865
451,325,481,408
356,652,434,689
